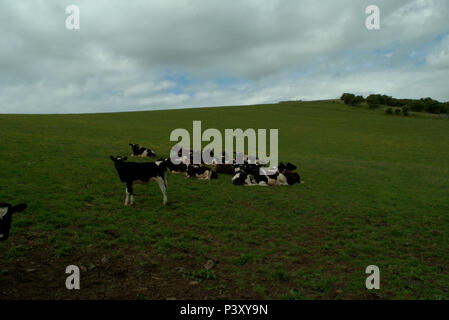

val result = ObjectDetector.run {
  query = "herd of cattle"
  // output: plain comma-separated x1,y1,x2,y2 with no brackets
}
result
1,142,302,241
110,143,303,207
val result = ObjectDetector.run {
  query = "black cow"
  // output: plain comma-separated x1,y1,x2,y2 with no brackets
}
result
0,203,27,241
129,143,157,157
110,156,168,206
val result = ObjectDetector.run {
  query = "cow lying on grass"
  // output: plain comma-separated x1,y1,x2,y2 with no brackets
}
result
0,203,27,241
232,162,302,186
110,156,168,206
186,164,218,180
129,143,157,157
165,157,188,173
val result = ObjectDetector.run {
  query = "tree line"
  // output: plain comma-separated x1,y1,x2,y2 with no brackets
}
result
340,93,449,115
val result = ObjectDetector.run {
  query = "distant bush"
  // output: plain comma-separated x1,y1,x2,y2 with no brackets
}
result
386,108,393,115
402,107,409,116
394,108,402,115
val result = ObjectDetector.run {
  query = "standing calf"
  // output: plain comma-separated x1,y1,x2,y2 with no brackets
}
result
0,203,27,241
110,156,168,206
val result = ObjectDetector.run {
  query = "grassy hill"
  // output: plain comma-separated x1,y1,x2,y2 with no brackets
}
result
1,100,448,299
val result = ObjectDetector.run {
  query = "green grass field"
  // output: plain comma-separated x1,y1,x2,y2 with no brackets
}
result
1,100,448,299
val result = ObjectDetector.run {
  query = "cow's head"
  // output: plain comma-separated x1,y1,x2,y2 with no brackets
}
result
278,162,301,185
129,144,139,152
232,172,247,185
147,149,157,157
110,155,128,168
278,162,297,173
0,203,27,241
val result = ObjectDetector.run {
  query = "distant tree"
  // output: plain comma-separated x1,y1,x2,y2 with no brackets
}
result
421,97,442,114
386,108,393,115
441,103,449,114
350,95,365,106
409,100,425,112
394,108,402,115
341,93,355,105
366,94,380,108
383,95,398,106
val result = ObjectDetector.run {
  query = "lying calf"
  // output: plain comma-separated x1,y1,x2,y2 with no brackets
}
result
110,156,168,206
0,203,27,241
165,158,188,173
186,164,218,180
278,162,302,185
129,143,157,157
232,162,302,186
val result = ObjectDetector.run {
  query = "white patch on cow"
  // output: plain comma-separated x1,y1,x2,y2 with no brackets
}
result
142,150,148,157
277,173,288,186
232,173,241,182
125,188,130,206
181,156,189,164
245,175,254,185
0,207,8,220
196,170,210,180
155,161,163,166
266,176,277,186
155,176,168,205
0,233,3,238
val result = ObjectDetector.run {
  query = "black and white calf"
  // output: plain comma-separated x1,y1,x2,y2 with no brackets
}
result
165,157,188,173
186,164,218,180
232,162,301,186
278,162,302,185
0,203,27,241
110,156,168,206
129,143,157,157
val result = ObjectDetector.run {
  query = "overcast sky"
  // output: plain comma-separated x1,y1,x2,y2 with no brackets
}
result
1,0,448,114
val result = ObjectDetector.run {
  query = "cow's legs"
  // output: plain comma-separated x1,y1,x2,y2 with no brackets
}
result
155,177,168,205
125,188,129,206
164,171,168,188
125,182,134,206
